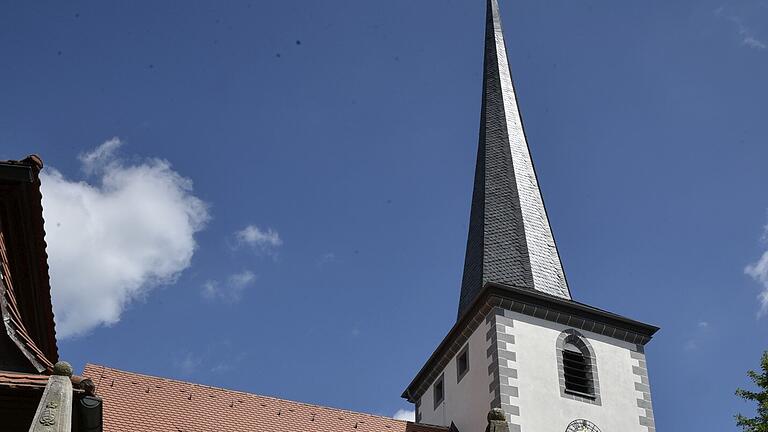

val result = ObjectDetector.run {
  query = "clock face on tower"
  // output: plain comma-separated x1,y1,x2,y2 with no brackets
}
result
565,419,601,432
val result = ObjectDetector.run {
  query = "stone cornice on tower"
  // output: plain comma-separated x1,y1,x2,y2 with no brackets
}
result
459,0,570,318
403,282,659,403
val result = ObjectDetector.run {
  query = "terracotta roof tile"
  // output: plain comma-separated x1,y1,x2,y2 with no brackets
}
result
0,371,49,390
83,364,446,432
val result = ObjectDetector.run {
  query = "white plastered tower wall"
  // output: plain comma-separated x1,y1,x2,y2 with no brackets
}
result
417,310,496,432
496,310,655,432
414,301,656,432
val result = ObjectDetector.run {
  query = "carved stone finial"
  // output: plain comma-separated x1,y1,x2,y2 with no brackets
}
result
22,154,44,171
79,378,96,396
53,361,73,377
485,408,510,432
488,408,506,421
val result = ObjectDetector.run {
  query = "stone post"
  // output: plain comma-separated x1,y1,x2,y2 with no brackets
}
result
29,361,73,432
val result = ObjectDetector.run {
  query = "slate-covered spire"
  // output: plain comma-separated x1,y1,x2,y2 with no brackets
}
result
458,0,570,318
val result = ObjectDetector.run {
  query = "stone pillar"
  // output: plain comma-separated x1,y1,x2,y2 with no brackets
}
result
29,362,73,432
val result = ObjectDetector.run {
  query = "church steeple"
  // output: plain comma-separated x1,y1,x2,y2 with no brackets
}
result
458,0,570,318
405,5,658,430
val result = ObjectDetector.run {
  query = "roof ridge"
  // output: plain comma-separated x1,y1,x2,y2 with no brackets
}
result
84,363,440,427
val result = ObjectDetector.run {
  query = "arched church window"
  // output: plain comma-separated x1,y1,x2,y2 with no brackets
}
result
556,329,601,405
562,343,591,395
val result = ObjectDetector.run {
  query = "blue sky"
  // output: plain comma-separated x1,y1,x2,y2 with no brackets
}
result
2,0,768,430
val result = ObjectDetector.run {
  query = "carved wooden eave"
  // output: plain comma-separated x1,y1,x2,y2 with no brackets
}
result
0,156,58,373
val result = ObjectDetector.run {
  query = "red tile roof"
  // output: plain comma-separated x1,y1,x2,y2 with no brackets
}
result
83,364,446,432
0,155,58,372
0,371,50,390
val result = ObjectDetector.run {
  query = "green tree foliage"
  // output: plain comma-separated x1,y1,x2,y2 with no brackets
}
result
736,351,768,432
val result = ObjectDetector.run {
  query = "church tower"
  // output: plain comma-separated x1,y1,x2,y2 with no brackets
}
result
402,1,659,432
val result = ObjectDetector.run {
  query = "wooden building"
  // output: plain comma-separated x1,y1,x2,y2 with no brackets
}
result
0,156,102,432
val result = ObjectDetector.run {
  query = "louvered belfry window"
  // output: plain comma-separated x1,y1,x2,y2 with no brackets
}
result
562,346,592,395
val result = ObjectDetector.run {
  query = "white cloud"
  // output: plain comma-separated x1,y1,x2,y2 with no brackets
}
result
746,247,768,317
208,351,247,374
201,281,220,299
177,353,201,376
743,36,767,50
78,137,123,174
393,409,415,422
317,252,337,267
235,225,282,250
210,362,233,374
175,343,246,376
202,270,256,303
41,138,209,337
716,8,767,51
683,320,711,351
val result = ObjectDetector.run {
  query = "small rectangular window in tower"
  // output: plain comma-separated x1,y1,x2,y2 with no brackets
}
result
456,344,470,383
415,398,422,423
433,375,444,409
